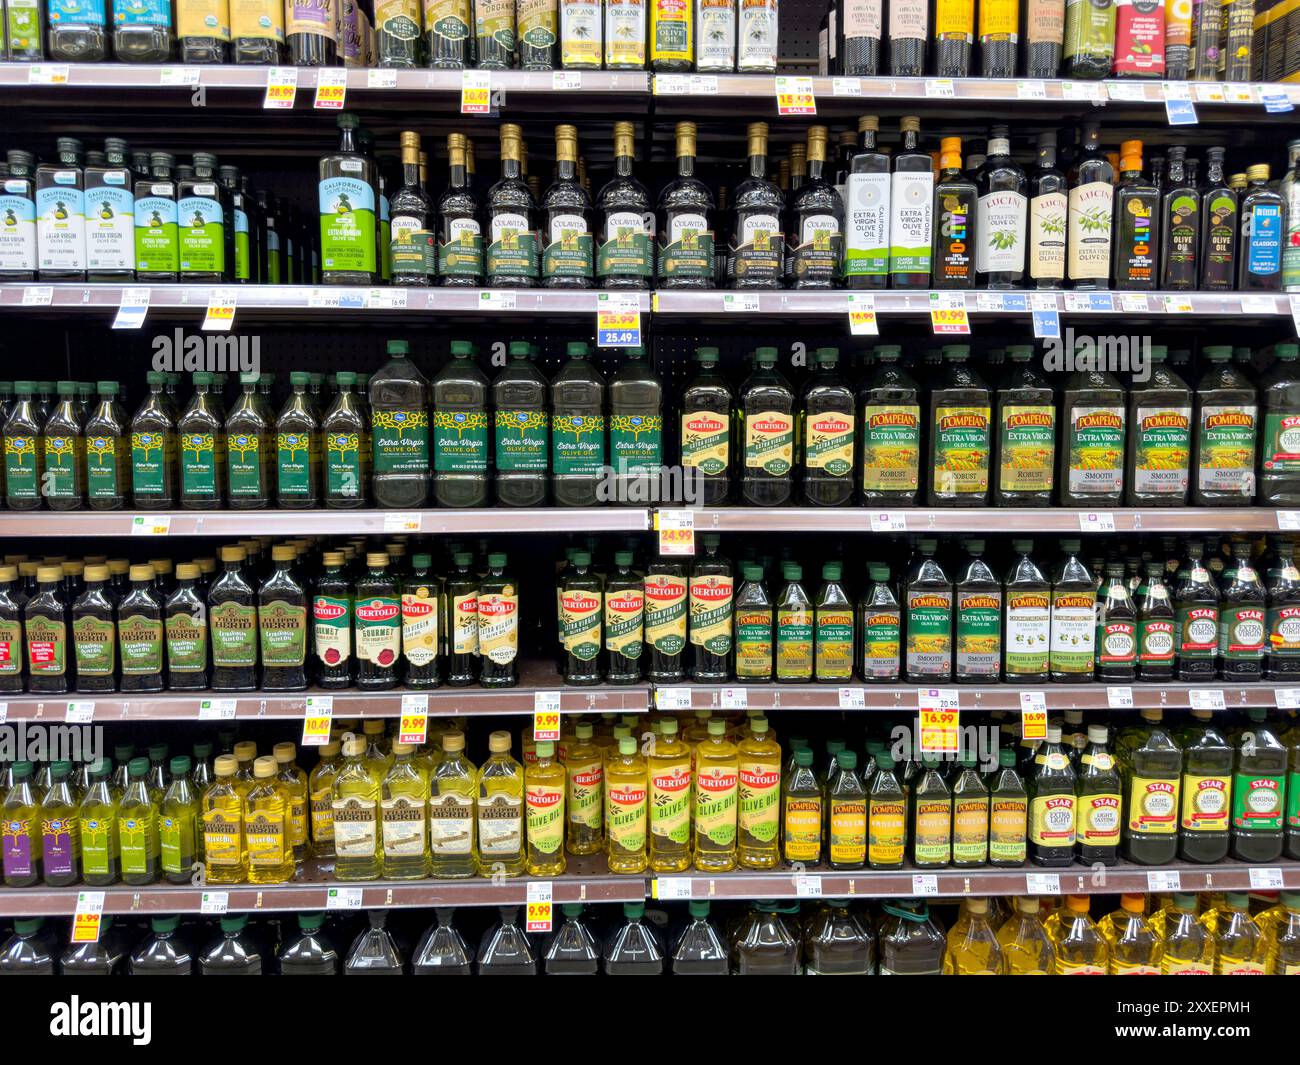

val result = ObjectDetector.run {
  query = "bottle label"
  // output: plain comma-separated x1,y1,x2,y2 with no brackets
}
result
936,190,974,284
246,810,287,868
650,0,690,59
377,795,426,858
1049,592,1095,673
376,0,420,39
956,590,1001,676
313,594,351,668
286,0,336,38
1139,617,1175,663
1063,0,1115,58
1177,603,1218,657
820,796,865,865
644,573,687,656
1163,957,1213,975
177,191,224,274
598,210,653,279
680,410,728,475
558,0,600,63
689,574,733,656
0,186,37,273
1028,190,1067,280
566,759,603,832
693,0,734,67
860,404,920,492
1,817,34,877
695,766,738,847
744,410,793,474
815,609,854,679
996,404,1053,494
225,431,263,498
1218,606,1265,660
1067,182,1114,281
397,586,438,668
867,798,905,865
26,616,67,676
1288,768,1300,829
487,212,539,280
1128,776,1179,834
980,0,1018,37
913,797,952,863
433,409,489,473
659,212,713,279
844,172,891,278
932,405,991,496
1029,794,1075,846
1262,412,1300,474
805,411,854,475
1079,792,1122,845
119,612,164,675
209,600,256,668
975,191,1027,275
862,607,901,679
180,430,221,497
888,171,933,277
935,0,974,37
481,590,521,666
906,589,952,676
608,781,647,853
1219,959,1267,975
493,409,547,472
36,181,86,272
1066,405,1124,495
477,793,523,857
434,217,479,279
783,795,822,861
41,814,79,878
85,432,125,501
1247,203,1283,277
792,213,843,285
258,600,306,667
1098,618,1136,665
321,427,362,500
888,0,927,38
610,413,663,475
649,765,690,845
952,796,990,862
1197,405,1256,495
735,608,773,677
551,414,606,476
1232,772,1284,830
562,589,601,661
202,809,241,867
776,606,813,679
604,588,644,659
4,433,41,501
1132,405,1191,495
1180,772,1230,832
989,796,1027,861
391,214,435,279
118,811,157,874
85,177,135,272
428,793,473,855
41,431,80,500
737,0,777,68
0,620,23,676
732,214,783,282
524,782,563,857
355,595,401,666
276,430,316,498
371,409,428,475
230,0,283,41
177,0,230,38
319,177,376,275
80,816,114,876
738,760,780,843
331,796,377,858
131,429,173,498
542,212,593,280
310,790,334,847
165,611,207,673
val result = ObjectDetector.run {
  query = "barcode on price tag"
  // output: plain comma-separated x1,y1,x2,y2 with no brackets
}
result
1078,511,1116,532
1147,870,1182,892
1107,686,1134,708
263,67,298,109
399,693,429,745
918,692,959,754
838,687,866,709
72,891,105,943
326,887,363,909
654,877,693,899
1189,689,1225,710
200,891,229,914
775,75,816,115
66,702,95,723
912,874,939,895
199,698,237,720
1025,872,1060,894
847,293,877,335
112,287,151,329
657,508,695,556
460,69,491,114
929,292,970,334
202,290,236,331
1290,295,1300,338
656,687,691,710
131,515,171,536
532,691,561,741
596,292,641,347
302,696,333,746
795,874,823,897
1249,867,1284,890
526,881,553,932
720,687,747,710
314,67,348,109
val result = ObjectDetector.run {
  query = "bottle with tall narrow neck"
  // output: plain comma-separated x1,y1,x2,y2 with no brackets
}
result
731,122,784,289
388,131,434,287
542,124,594,289
1067,122,1114,289
657,121,714,290
437,132,482,286
486,124,538,287
597,121,653,289
1283,139,1300,293
843,115,890,289
1199,150,1237,292
37,137,87,281
790,126,843,289
975,126,1027,288
889,116,933,289
932,137,977,289
1025,132,1067,288
132,156,179,281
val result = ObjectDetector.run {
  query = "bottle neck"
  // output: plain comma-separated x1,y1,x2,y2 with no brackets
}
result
557,158,577,182
677,152,695,178
859,130,877,152
748,153,768,180
615,152,634,178
807,156,825,182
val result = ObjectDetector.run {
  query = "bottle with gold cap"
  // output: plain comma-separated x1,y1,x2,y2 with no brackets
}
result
732,122,784,289
932,136,977,289
1239,164,1284,292
117,563,164,693
596,122,653,289
1111,140,1159,290
71,563,117,693
542,125,594,288
943,898,1006,974
436,133,483,286
202,753,245,885
789,126,843,289
477,729,525,876
25,563,70,694
231,741,258,801
331,735,384,881
208,545,258,692
525,740,567,876
1100,893,1163,973
307,740,341,859
486,124,539,287
606,735,649,874
257,545,308,692
163,562,209,691
1047,894,1109,974
272,742,310,863
657,122,715,289
429,730,477,878
889,116,934,289
0,564,24,693
245,755,293,885
996,896,1055,974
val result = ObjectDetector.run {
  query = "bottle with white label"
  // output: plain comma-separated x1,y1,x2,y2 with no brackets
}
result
1066,120,1114,290
1027,132,1067,289
559,0,602,68
975,126,1026,289
844,115,890,290
83,137,136,283
542,124,594,288
737,0,776,71
790,126,843,290
597,121,654,289
888,116,933,289
694,0,735,70
731,121,784,289
36,137,87,282
0,150,37,282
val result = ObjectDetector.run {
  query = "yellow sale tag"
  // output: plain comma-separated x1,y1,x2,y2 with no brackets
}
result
775,75,816,116
533,710,561,742
263,67,298,109
461,70,491,114
1020,709,1048,741
72,911,101,943
919,709,960,753
849,308,878,335
656,509,695,556
929,305,970,335
314,69,347,110
526,900,553,932
399,713,428,746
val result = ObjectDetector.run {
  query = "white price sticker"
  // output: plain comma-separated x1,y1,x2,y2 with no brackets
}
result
723,293,761,313
1019,691,1047,741
924,78,955,97
263,66,298,109
795,874,823,897
1061,80,1105,102
654,74,689,94
1279,511,1300,531
1242,295,1278,315
111,287,151,329
1162,294,1195,314
302,696,333,747
688,74,718,94
479,290,517,311
1025,872,1060,894
1290,294,1300,338
131,514,171,536
21,286,54,306
654,877,693,899
720,687,748,710
1107,686,1135,709
460,69,491,114
837,687,866,709
832,77,863,96
1194,82,1226,103
526,881,554,932
65,702,95,723
1189,689,1225,711
1249,867,1284,890
868,511,907,532
532,692,561,743
326,887,363,909
1147,870,1182,892
368,288,408,310
1016,80,1047,99
160,66,201,87
1226,82,1256,103
72,891,106,943
847,293,878,335
202,290,236,331
314,67,348,110
1106,81,1147,101
1078,511,1117,532
911,874,939,895
657,508,695,556
198,698,237,720
1119,293,1151,313
0,704,9,724
382,512,421,532
552,71,582,90
399,693,429,745
28,64,70,85
366,68,398,88
656,687,692,710
200,891,229,914
929,291,970,335
1274,688,1300,709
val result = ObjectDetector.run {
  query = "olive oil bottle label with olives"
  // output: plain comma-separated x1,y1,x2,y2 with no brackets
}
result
400,587,439,667
998,406,1054,494
644,573,687,659
990,794,1028,863
1005,590,1050,675
72,616,116,677
478,588,519,665
119,614,164,675
165,611,208,673
1064,406,1124,497
259,600,307,667
1048,590,1095,674
805,411,855,478
356,595,401,668
931,407,991,497
210,600,257,668
487,214,539,280
744,411,794,477
178,182,224,274
1196,406,1257,496
680,411,728,475
37,172,86,273
603,587,644,661
319,174,377,275
134,183,178,274
955,590,1001,677
689,574,734,658
543,216,594,280
1131,406,1192,497
775,605,813,678
451,590,478,656
561,588,601,662
860,405,921,493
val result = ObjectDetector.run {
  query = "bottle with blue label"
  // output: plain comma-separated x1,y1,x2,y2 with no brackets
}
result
1239,163,1284,292
320,112,379,285
178,152,232,283
8,0,46,59
134,152,178,282
219,165,256,283
0,150,37,282
47,0,107,58
112,0,172,59
177,0,230,62
36,136,86,282
85,137,136,283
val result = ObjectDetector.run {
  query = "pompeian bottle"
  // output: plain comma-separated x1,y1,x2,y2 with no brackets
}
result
814,563,854,683
1058,356,1126,507
1111,140,1158,290
486,124,538,288
858,565,901,683
1126,346,1191,507
478,553,519,688
790,126,844,289
1192,346,1257,506
843,116,891,290
731,122,784,289
275,372,320,509
680,347,732,506
209,546,257,693
1219,540,1266,682
858,346,921,505
1076,725,1122,865
1230,708,1287,862
72,564,116,693
740,348,795,507
445,551,479,687
439,132,482,286
320,114,378,285
657,121,715,290
995,345,1055,506
541,125,594,289
117,564,164,694
989,748,1028,866
1259,344,1300,506
178,371,226,509
889,117,934,289
550,342,606,508
909,757,951,869
164,563,209,691
905,539,953,684
954,539,1001,683
432,341,490,509
1238,165,1284,292
734,564,774,683
931,137,976,290
130,371,177,510
1048,540,1096,683
313,551,353,689
1066,121,1114,290
1029,726,1076,866
1178,708,1232,863
562,550,603,685
596,121,653,290
645,554,688,683
355,552,402,691
1160,147,1200,291
492,343,548,508
1123,709,1182,865
690,534,733,683
1200,147,1238,291
322,371,369,508
1135,562,1176,681
773,562,813,684
928,345,991,507
258,545,307,693
976,126,1027,288
1095,562,1137,681
800,348,854,506
1174,541,1219,681
603,551,644,685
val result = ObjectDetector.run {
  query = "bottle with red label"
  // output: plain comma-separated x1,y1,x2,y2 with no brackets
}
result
1177,708,1232,863
1122,707,1182,864
1218,540,1266,682
1095,562,1137,681
1136,561,1175,680
354,551,402,691
1076,724,1122,865
1230,707,1287,863
0,564,24,693
1113,0,1166,77
1266,537,1300,678
312,550,353,689
401,553,442,690
1174,540,1219,681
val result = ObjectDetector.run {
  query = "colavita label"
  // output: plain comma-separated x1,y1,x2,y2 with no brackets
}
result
400,587,439,667
1179,773,1230,832
931,406,991,496
989,796,1027,862
566,760,603,833
1005,590,1050,674
732,214,782,282
689,574,733,656
956,590,1001,677
644,573,687,656
649,765,691,845
867,798,904,865
998,405,1055,493
1066,406,1125,495
660,215,714,280
478,590,518,665
1029,794,1075,846
744,410,794,474
862,607,901,679
1133,406,1191,495
1197,405,1256,496
1232,772,1284,831
783,794,822,861
681,410,728,476
1128,776,1179,835
562,589,601,661
805,411,854,475
208,601,256,669
695,766,738,848
738,761,781,844
1079,792,1122,846
906,589,952,676
525,784,565,855
604,588,644,659
830,797,868,866
860,404,920,492
1049,590,1095,674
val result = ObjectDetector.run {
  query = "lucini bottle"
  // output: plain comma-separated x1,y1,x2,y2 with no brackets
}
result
1027,132,1067,288
1066,121,1114,288
928,346,991,506
932,137,976,289
976,126,1027,288
1029,726,1076,865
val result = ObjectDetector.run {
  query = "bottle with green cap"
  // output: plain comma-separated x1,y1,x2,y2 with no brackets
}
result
3,382,43,511
782,746,822,866
274,371,321,508
1048,539,1096,682
542,904,601,974
477,552,518,687
609,346,664,504
177,372,225,509
1125,345,1192,506
671,900,729,974
605,901,665,974
322,371,369,508
858,345,921,505
689,533,733,682
159,755,199,884
129,370,177,510
733,562,773,681
988,747,1027,866
800,347,854,506
858,562,901,682
1192,345,1257,507
199,914,267,974
928,344,991,506
41,381,83,511
83,381,128,511
319,113,379,285
606,735,648,873
562,550,603,684
1259,343,1300,505
397,551,439,689
369,338,430,509
550,341,607,507
492,342,549,508
1229,707,1287,862
525,739,566,876
1,761,40,887
680,346,732,506
78,759,120,886
38,760,79,888
993,344,1055,506
909,756,951,869
1058,342,1127,507
432,340,490,508
740,346,795,506
223,371,270,509
603,550,643,684
812,561,853,681
954,538,1001,682
774,561,813,682
904,538,952,683
119,756,160,886
867,750,906,869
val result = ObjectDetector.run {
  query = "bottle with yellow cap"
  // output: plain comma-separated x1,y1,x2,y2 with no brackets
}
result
71,563,117,694
1161,893,1216,974
1111,141,1159,291
163,563,209,691
428,730,476,878
230,741,257,801
356,552,402,690
525,740,567,876
606,735,648,874
380,741,431,880
1047,894,1109,974
942,898,1006,974
25,564,70,694
307,740,341,859
258,545,308,692
737,717,781,869
244,756,293,885
116,563,164,693
1100,893,1163,974
932,136,976,289
694,719,739,872
995,896,1055,974
331,735,384,881
597,122,653,289
202,753,245,884
0,565,22,694
477,730,525,877
272,742,309,863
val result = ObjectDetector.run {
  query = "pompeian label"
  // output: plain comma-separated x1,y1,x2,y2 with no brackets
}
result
209,600,256,668
844,171,891,278
326,429,363,498
1029,191,1067,280
561,0,601,66
659,214,714,279
644,573,687,655
738,761,781,844
604,588,644,659
862,607,901,679
1180,773,1230,832
598,211,653,279
0,620,23,676
1128,776,1179,835
1067,182,1113,282
178,189,224,273
998,405,1054,493
72,615,116,676
1197,406,1256,495
452,592,477,655
319,177,377,274
695,766,738,848
1177,603,1218,658
735,608,773,678
371,409,428,474
956,590,1001,676
953,796,989,863
43,433,81,499
932,406,991,496
1232,773,1284,831
1098,618,1137,665
26,616,67,676
479,590,519,665
131,430,173,498
990,796,1027,862
1029,793,1075,846
650,764,691,845
356,595,401,667
181,430,223,497
609,414,664,475
888,171,933,278
487,212,539,280
681,410,728,475
805,411,854,476
815,609,854,679
732,214,782,282
1049,590,1095,674
259,600,306,667
401,587,439,667
744,411,793,474
906,590,952,676
494,409,547,472
867,798,904,865
783,795,821,861
562,589,602,661
1079,792,1122,846
605,0,647,65
226,431,264,498
86,433,125,501
4,434,41,501
276,431,316,499
313,594,352,669
526,784,565,856
1218,605,1265,661
776,607,813,678
1066,406,1125,495
792,213,843,284
830,797,868,866
913,796,952,864
1139,617,1175,663
434,409,489,473
542,213,593,280
551,414,605,476
861,404,920,492
1132,406,1191,495
689,574,733,656
119,613,164,675
165,611,208,673
608,782,647,853
1262,412,1300,474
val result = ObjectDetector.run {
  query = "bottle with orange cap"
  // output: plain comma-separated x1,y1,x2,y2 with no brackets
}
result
1100,893,1164,974
1112,140,1160,291
932,137,977,290
1047,894,1109,974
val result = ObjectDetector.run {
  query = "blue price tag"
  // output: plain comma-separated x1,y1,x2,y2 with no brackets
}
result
1032,310,1060,339
1262,89,1294,113
1001,293,1028,312
338,292,367,309
1165,99,1198,125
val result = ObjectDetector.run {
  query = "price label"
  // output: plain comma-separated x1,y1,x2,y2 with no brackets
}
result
1147,870,1182,892
202,290,236,331
1020,691,1047,740
1025,872,1061,894
868,511,907,532
1061,80,1105,103
382,512,421,532
1261,88,1294,113
479,289,517,311
1163,82,1198,125
1194,82,1226,103
21,286,54,306
532,709,561,745
976,293,1004,312
1274,688,1300,709
399,693,429,745
775,75,816,115
0,705,8,725
72,892,105,943
368,288,408,310
1241,295,1277,315
1226,82,1256,103
1119,293,1151,313
837,687,866,709
1189,689,1225,711
160,66,201,87
847,293,878,335
1078,511,1117,532
552,71,582,90
688,74,718,94
656,687,692,710
653,74,689,94
924,78,955,97
111,286,151,329
263,66,298,109
306,288,341,310
1249,867,1285,890
131,514,171,536
460,69,491,115
198,698,237,720
200,891,229,914
720,687,748,710
28,64,70,85
596,293,642,348
302,696,333,746
657,508,695,556
1063,292,1090,313
366,68,398,88
1279,511,1300,531
911,874,939,895
654,877,693,899
1106,81,1147,101
65,701,95,723
1016,79,1047,99
832,77,862,97
723,293,761,313
314,67,348,110
795,874,823,898
929,292,970,335
1290,294,1300,338
1032,309,1060,339
526,881,553,932
1162,294,1195,314
1107,686,1135,709
326,887,363,909
918,692,959,754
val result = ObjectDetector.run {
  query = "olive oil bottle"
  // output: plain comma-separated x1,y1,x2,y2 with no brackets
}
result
1058,356,1126,507
905,539,952,684
773,562,813,683
932,137,976,289
1111,140,1159,290
955,539,1001,683
72,564,117,693
928,346,991,506
645,554,688,682
800,348,854,506
1028,726,1076,866
129,371,177,510
689,534,733,682
910,757,952,869
1123,709,1183,865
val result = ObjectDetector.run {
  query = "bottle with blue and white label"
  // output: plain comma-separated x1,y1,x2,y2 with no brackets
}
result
1239,163,1285,292
36,136,87,281
85,137,136,283
0,150,37,282
46,0,107,59
134,152,179,282
179,152,233,283
112,0,172,59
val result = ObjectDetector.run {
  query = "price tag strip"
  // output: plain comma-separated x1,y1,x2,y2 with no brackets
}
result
917,690,959,755
1019,691,1047,740
131,514,171,536
326,887,363,909
532,691,561,741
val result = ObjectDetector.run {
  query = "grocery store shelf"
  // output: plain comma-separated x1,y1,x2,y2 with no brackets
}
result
0,662,650,720
0,855,644,916
0,506,649,537
649,859,1300,901
655,680,1296,712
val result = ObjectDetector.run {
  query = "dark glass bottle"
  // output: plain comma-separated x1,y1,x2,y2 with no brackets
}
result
485,124,538,288
1066,121,1114,290
799,348,853,506
657,121,714,290
1136,563,1176,681
1123,710,1183,865
178,152,233,283
1058,362,1126,507
273,373,320,510
1173,541,1219,682
322,371,369,508
731,122,785,289
224,371,271,510
492,343,549,507
1199,147,1237,291
1159,147,1199,291
603,551,643,685
1218,541,1265,683
549,342,606,508
1095,562,1137,681
71,564,116,694
287,0,337,64
994,346,1055,506
477,553,518,688
258,545,307,693
562,550,603,685
116,564,163,694
313,550,353,689
1026,132,1067,289
931,136,977,290
597,121,653,290
541,124,594,289
689,534,733,683
1238,164,1284,292
0,565,25,694
178,0,229,62
843,116,890,290
1028,726,1076,866
232,0,284,63
41,380,83,511
679,347,731,506
3,382,43,511
129,370,177,510
432,341,490,508
436,132,482,287
1075,725,1121,865
208,545,258,693
445,551,480,687
388,130,433,288
25,564,68,694
789,126,844,290
355,552,402,691
1110,139,1158,290
645,555,688,682
178,371,226,510
888,0,927,73
164,563,209,691
739,347,794,506
888,116,934,290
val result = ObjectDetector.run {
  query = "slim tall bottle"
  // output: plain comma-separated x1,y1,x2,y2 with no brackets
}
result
1067,121,1114,290
932,138,977,290
889,117,933,290
1160,146,1199,291
731,123,784,289
1238,165,1284,292
843,116,890,290
889,0,927,72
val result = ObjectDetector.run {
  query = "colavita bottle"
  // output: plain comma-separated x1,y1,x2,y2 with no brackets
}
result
1126,346,1191,506
1123,709,1182,865
928,346,991,507
1111,140,1159,290
1058,358,1125,507
1178,709,1232,862
1219,540,1265,682
437,133,482,286
1238,165,1284,292
1048,540,1095,682
596,122,653,290
954,539,1001,683
904,539,952,684
800,348,853,506
1259,344,1300,506
689,534,733,682
645,555,687,682
657,122,714,290
1029,726,1076,865
209,546,257,693
731,123,784,289
550,342,606,507
370,339,430,509
1200,147,1237,290
843,116,890,289
789,126,844,289
541,125,593,289
931,137,976,289
995,346,1055,506
130,371,177,510
679,347,731,505
740,347,794,506
1231,708,1287,862
1075,725,1122,865
889,117,934,288
486,124,538,287
1066,122,1115,289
